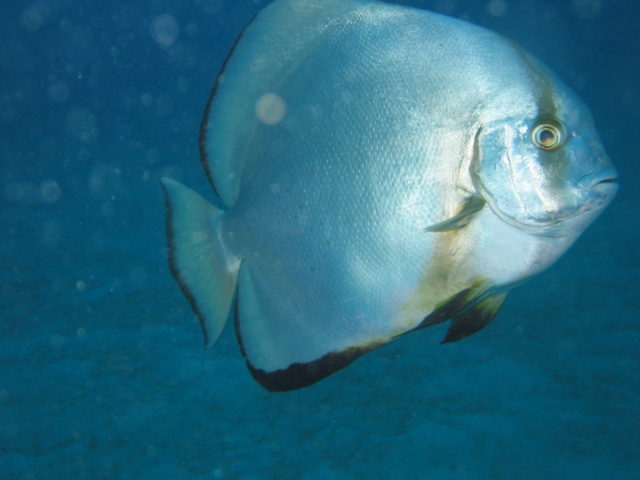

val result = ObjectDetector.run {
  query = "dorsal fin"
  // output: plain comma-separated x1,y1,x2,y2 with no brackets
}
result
200,0,361,207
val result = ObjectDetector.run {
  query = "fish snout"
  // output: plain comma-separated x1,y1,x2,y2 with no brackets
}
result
578,166,618,193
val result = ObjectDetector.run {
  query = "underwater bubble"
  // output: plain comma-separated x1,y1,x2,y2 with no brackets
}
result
40,180,61,204
41,218,62,247
90,164,122,196
141,92,153,106
5,182,39,204
487,0,508,17
571,0,602,18
150,14,179,48
51,334,65,348
177,77,190,95
197,0,225,15
65,107,97,142
186,23,198,37
48,80,70,103
59,17,73,33
434,0,457,15
146,445,158,457
154,94,175,116
129,266,148,288
255,93,286,125
100,200,116,217
145,148,160,164
20,5,43,32
2,107,16,123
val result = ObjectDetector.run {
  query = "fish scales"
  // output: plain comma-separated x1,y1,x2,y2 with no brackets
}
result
161,0,617,391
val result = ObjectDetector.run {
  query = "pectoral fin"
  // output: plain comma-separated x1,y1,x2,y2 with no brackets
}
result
425,196,485,232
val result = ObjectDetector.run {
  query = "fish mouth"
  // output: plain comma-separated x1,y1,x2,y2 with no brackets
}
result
578,166,618,192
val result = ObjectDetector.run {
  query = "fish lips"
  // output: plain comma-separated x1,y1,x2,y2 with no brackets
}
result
578,165,619,193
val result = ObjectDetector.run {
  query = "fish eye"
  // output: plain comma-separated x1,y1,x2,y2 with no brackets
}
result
531,120,565,151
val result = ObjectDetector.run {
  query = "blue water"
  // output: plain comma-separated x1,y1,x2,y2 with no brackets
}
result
1,0,638,478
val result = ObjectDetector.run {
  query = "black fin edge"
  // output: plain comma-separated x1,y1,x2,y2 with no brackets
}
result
198,12,259,200
160,180,211,347
247,346,374,392
232,288,377,392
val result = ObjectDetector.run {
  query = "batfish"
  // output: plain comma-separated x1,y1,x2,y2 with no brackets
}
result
161,0,618,391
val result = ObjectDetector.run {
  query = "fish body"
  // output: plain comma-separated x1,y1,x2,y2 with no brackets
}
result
162,0,617,391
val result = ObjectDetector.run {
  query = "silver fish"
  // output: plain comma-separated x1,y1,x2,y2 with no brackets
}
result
161,0,617,391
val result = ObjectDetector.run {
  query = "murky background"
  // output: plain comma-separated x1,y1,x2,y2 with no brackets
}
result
1,1,638,478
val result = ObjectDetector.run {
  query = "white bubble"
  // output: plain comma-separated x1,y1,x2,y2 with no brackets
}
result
186,23,198,37
65,107,97,142
20,5,43,32
59,17,73,33
434,0,457,15
150,14,179,48
41,218,62,247
154,95,175,116
2,107,16,123
51,334,65,348
177,77,190,95
48,80,70,103
197,0,225,15
487,0,508,17
5,183,39,204
40,180,61,204
141,93,153,106
572,0,602,18
90,164,122,197
255,93,286,125
76,280,86,291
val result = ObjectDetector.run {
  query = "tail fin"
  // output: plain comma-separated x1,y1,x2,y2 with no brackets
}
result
160,177,239,347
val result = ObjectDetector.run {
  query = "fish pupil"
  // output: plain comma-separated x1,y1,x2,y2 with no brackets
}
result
539,128,555,144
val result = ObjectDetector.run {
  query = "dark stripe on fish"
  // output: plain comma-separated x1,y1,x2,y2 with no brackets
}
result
512,44,559,120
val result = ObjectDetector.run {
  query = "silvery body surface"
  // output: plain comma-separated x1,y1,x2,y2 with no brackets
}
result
161,0,617,391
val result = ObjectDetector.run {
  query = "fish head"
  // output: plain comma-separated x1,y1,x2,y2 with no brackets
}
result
471,72,618,237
